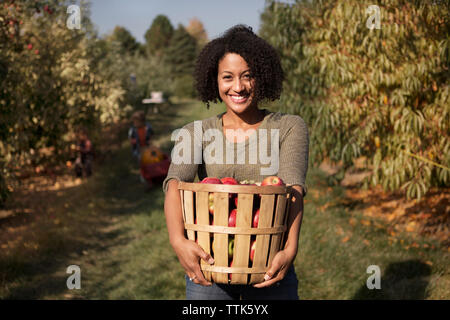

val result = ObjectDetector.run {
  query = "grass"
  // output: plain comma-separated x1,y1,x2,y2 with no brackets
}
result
0,100,448,300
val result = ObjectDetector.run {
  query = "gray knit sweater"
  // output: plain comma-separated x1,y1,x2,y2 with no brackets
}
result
162,109,309,197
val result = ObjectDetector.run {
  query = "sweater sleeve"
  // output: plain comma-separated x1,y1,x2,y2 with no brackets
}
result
162,121,202,193
277,115,309,197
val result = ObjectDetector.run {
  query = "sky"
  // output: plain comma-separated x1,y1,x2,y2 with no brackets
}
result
89,0,270,43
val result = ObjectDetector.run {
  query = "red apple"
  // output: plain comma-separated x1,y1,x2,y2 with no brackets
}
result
234,196,238,208
27,43,33,50
229,194,237,208
200,177,222,184
221,177,238,199
250,240,256,262
252,208,260,228
220,177,238,185
228,209,237,227
261,176,284,186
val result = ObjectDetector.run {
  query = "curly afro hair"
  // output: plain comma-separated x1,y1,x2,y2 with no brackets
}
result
194,24,284,108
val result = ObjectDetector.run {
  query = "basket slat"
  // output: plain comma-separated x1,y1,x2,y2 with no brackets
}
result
231,193,253,284
267,194,288,268
183,190,195,241
212,192,229,283
249,194,275,284
196,191,212,281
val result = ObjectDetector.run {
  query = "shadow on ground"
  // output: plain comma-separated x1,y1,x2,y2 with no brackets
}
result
352,259,431,300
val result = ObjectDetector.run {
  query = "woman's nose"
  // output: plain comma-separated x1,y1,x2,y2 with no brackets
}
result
232,79,243,92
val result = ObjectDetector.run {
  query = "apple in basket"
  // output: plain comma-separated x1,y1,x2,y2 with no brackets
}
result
261,176,284,186
221,177,238,199
228,209,237,227
208,193,214,214
211,237,234,258
228,238,234,258
201,177,222,184
252,208,260,228
221,177,238,185
229,259,233,281
200,177,222,214
250,240,257,262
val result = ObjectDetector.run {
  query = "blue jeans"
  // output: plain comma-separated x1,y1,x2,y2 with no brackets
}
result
185,265,299,300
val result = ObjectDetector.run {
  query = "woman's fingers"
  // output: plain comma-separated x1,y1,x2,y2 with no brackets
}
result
182,241,214,286
187,265,212,286
253,251,288,288
197,246,215,265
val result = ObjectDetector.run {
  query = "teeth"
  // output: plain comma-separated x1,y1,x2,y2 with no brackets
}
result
231,95,245,101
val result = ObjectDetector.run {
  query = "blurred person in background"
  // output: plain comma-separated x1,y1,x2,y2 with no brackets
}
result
74,127,93,178
128,110,154,182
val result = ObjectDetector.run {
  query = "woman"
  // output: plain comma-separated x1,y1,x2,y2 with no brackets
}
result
163,25,309,300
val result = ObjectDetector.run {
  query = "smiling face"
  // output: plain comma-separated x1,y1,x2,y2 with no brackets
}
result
217,53,256,115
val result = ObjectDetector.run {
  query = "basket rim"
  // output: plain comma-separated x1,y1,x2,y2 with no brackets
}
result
178,181,291,194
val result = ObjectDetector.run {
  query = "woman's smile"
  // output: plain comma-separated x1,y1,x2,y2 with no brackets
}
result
229,94,249,104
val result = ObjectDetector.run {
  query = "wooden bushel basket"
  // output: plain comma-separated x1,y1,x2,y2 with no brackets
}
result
178,182,292,285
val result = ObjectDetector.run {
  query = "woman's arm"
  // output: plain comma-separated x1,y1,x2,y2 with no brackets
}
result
164,179,186,245
283,185,304,259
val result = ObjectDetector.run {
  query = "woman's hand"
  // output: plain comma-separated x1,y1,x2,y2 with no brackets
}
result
171,237,215,287
252,249,296,288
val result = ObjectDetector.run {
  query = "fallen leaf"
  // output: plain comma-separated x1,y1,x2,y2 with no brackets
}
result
341,236,350,243
335,226,344,235
406,221,417,232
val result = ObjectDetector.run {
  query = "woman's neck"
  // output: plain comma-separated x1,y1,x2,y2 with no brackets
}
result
222,106,265,129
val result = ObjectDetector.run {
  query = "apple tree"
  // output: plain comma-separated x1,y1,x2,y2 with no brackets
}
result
260,0,449,200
